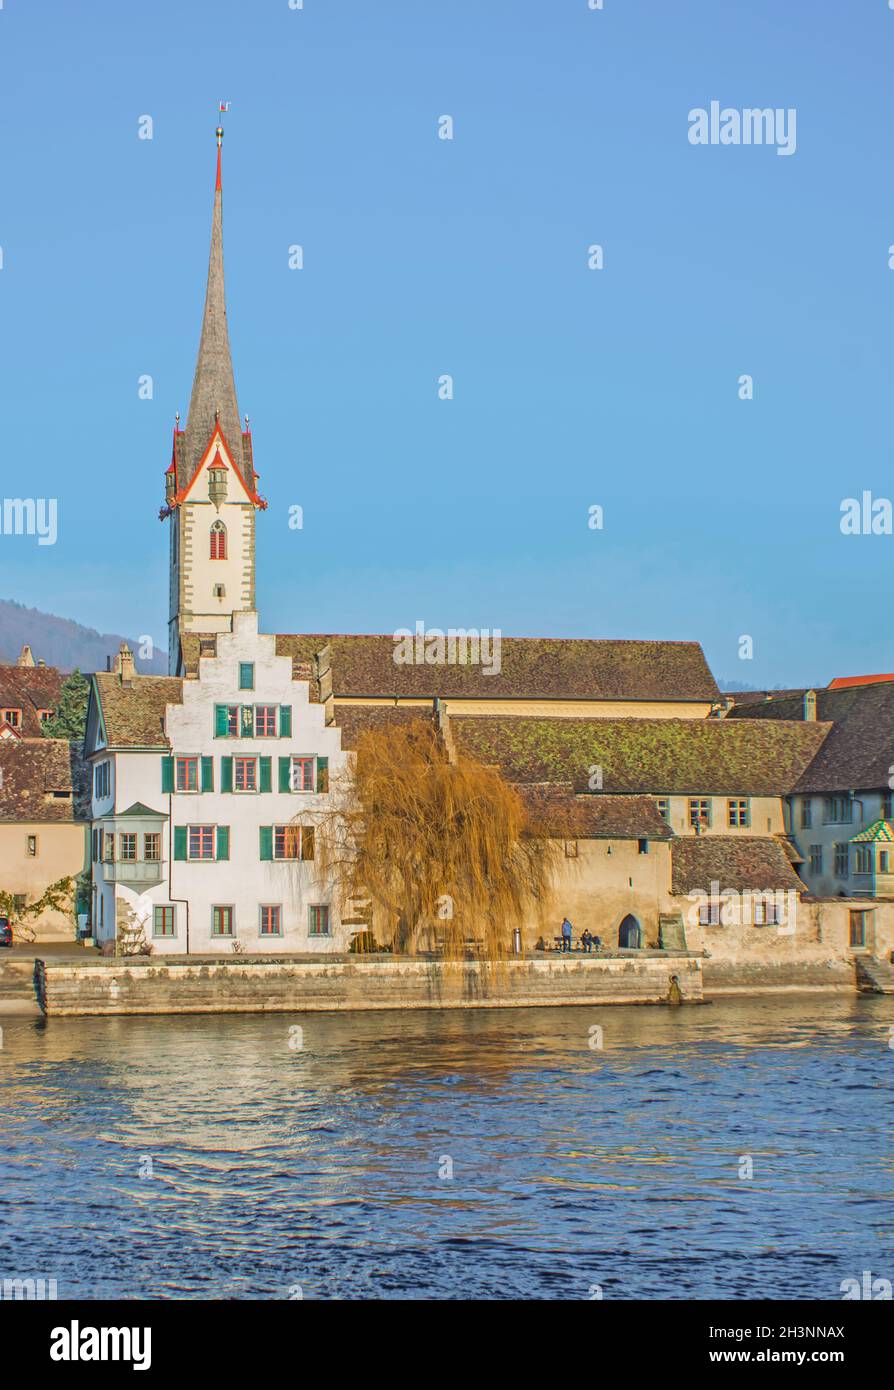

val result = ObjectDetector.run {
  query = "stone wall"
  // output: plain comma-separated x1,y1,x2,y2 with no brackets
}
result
36,952,702,1016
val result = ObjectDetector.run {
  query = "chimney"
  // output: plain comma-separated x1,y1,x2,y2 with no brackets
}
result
113,641,136,685
17,644,35,667
803,689,817,722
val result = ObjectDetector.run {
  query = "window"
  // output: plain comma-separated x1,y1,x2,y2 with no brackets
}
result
853,846,872,874
309,904,331,937
564,840,578,858
255,705,277,737
212,905,234,937
260,904,282,936
753,898,782,926
823,795,853,825
881,852,890,874
291,756,315,792
2,708,21,727
213,584,226,600
689,799,711,830
273,824,314,860
26,834,37,858
214,704,240,738
883,792,893,820
698,901,721,926
176,756,198,792
656,798,670,822
239,662,254,690
92,829,99,861
800,799,812,829
834,843,849,878
234,757,257,792
727,799,750,828
153,906,176,938
94,761,111,799
210,521,227,560
188,826,215,860
38,708,53,723
638,839,649,855
808,844,823,875
119,832,137,862
144,832,161,862
101,830,115,862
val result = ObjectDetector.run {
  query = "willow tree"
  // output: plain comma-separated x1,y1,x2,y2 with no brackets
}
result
312,719,583,958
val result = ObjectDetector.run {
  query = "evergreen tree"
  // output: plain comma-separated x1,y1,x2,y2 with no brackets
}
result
41,669,90,740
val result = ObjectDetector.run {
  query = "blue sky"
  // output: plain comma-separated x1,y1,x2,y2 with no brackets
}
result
1,0,892,686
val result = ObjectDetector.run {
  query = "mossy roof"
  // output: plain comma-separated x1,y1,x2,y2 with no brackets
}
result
451,716,831,796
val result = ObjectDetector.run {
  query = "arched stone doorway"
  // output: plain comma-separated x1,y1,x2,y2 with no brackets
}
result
618,914,643,949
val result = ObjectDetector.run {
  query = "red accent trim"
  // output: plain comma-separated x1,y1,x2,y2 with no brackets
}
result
173,426,265,507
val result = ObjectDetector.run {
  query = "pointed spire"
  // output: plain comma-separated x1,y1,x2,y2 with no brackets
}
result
182,124,243,485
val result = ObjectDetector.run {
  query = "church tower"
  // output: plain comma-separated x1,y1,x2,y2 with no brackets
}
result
163,124,266,675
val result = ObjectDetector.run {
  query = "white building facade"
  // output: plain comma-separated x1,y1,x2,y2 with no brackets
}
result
86,614,351,954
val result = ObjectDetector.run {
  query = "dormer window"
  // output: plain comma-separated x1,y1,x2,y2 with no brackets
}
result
210,520,227,559
208,467,228,509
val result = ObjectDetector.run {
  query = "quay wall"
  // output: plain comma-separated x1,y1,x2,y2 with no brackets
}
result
35,953,702,1017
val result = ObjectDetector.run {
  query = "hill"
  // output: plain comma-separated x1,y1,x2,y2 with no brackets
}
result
0,600,168,674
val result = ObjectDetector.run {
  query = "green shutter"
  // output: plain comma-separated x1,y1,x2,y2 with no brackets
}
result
259,825,273,861
161,755,174,793
316,756,329,793
259,757,272,793
216,826,230,861
201,756,214,792
221,756,233,793
280,704,292,737
214,704,230,738
241,705,255,737
174,826,187,861
279,756,291,793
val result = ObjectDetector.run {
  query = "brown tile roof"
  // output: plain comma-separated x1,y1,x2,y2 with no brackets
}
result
0,664,63,735
723,688,808,706
728,681,894,793
93,673,183,748
671,837,804,895
515,783,674,840
0,738,89,822
450,715,831,796
333,703,437,750
271,634,720,703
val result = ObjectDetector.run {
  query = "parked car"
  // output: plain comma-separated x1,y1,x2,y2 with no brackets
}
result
0,917,12,947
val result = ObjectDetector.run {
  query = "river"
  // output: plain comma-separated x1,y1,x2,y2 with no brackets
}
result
1,996,892,1299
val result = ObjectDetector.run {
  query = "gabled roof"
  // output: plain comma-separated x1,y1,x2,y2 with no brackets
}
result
91,672,183,748
829,674,894,690
671,837,804,895
116,801,168,819
450,715,830,795
0,738,89,822
0,663,63,735
271,634,720,703
728,681,894,793
850,819,894,843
